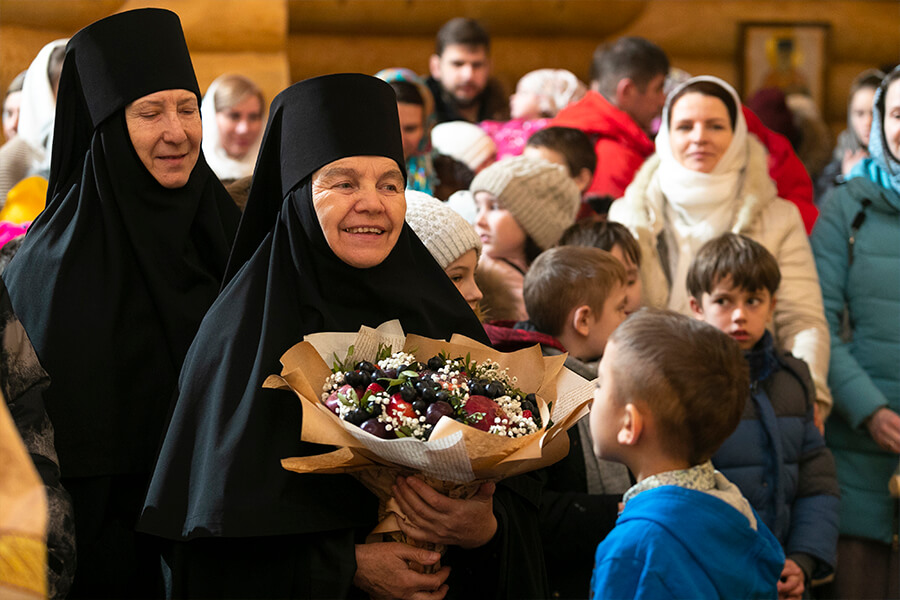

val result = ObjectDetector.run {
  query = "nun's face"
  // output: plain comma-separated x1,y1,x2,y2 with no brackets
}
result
125,89,201,188
312,156,406,268
884,79,900,161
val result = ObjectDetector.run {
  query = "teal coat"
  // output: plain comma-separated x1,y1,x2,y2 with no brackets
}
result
811,172,900,544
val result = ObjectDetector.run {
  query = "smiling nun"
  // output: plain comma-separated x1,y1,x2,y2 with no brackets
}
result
2,9,240,597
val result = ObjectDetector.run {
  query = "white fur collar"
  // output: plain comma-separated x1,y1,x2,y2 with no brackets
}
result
620,135,778,235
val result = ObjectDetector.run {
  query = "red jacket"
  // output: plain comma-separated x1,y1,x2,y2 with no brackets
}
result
551,91,654,199
743,107,818,233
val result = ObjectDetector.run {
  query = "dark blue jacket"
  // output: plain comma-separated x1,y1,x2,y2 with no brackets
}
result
713,332,839,580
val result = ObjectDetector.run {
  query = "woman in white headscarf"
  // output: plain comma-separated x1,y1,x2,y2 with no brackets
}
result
0,39,67,203
200,73,265,182
609,75,832,424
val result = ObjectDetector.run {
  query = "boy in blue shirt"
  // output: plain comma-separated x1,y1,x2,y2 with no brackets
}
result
589,308,785,599
687,233,839,599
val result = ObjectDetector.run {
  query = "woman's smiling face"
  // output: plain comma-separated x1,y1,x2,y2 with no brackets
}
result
311,155,406,268
125,89,201,188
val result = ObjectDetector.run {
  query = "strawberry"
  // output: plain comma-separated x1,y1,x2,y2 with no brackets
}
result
465,395,504,432
366,382,385,395
388,394,417,420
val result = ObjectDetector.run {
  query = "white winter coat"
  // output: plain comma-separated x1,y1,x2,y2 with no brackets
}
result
609,136,833,417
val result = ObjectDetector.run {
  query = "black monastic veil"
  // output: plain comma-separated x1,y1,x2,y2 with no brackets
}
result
138,74,504,597
3,6,240,485
1,7,241,596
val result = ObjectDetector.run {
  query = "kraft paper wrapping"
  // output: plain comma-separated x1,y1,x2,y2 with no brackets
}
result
267,320,593,561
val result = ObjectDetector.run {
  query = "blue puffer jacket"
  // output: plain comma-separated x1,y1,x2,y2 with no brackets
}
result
811,165,900,544
713,332,840,580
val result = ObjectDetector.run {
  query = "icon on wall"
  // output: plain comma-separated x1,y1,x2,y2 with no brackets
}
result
740,22,829,113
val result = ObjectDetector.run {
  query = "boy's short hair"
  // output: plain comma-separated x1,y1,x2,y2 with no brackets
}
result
526,126,597,177
591,36,669,98
434,18,490,55
608,308,748,465
686,233,781,299
557,220,641,267
524,246,626,337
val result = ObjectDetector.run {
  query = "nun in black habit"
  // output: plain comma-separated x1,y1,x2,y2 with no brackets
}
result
139,73,548,599
2,9,240,598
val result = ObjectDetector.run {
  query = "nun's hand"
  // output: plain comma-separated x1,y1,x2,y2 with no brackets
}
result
354,542,449,600
393,476,497,549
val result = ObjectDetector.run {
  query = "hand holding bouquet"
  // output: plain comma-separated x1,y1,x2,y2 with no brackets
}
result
265,321,592,568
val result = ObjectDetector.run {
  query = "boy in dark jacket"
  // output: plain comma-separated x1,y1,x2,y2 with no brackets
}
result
687,233,840,599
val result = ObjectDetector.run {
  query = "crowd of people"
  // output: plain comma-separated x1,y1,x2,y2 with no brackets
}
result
0,9,897,600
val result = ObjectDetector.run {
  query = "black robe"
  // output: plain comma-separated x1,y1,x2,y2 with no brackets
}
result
2,9,240,597
140,74,547,598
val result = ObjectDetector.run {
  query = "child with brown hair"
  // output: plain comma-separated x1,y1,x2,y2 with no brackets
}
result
483,245,630,598
558,219,643,315
687,233,839,599
590,308,785,599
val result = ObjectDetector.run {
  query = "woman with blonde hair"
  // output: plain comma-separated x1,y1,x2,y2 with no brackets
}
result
201,73,265,182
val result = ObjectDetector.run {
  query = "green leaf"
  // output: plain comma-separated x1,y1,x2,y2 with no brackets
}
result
331,345,356,373
374,343,393,363
467,412,485,424
336,388,359,407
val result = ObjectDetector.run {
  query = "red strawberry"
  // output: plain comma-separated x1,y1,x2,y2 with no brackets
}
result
366,382,384,395
522,410,533,419
465,395,504,432
388,394,417,420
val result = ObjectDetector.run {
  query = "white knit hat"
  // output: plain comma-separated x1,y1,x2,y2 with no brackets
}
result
405,190,482,269
469,155,581,250
514,69,587,117
431,121,497,172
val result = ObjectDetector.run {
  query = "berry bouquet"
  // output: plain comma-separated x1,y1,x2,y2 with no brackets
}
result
265,320,592,565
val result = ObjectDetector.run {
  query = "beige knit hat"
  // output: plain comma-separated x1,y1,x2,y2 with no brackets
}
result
405,190,482,269
469,155,581,249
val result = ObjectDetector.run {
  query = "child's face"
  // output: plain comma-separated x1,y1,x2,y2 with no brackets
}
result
590,340,624,460
445,248,483,312
689,276,776,350
585,282,628,359
474,191,527,262
608,244,642,315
